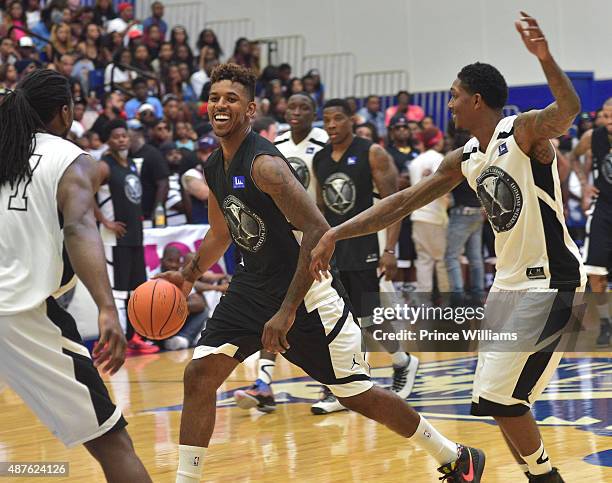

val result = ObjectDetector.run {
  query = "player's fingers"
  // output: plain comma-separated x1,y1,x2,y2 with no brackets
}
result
280,333,290,352
94,346,111,368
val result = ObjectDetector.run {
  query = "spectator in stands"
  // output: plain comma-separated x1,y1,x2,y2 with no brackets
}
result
385,90,425,126
177,61,196,100
78,6,96,28
30,4,53,52
306,68,324,106
0,63,18,90
270,96,287,123
249,40,262,76
286,77,303,97
409,127,449,295
277,62,292,94
175,121,197,150
160,140,193,225
91,91,123,137
149,118,172,148
196,28,222,61
137,103,157,128
86,130,107,160
302,73,321,117
24,0,41,30
17,36,38,62
0,37,18,65
128,120,169,221
162,93,182,128
174,43,194,71
151,40,173,75
78,23,106,67
386,115,419,187
345,96,360,120
421,115,435,130
191,47,212,99
46,22,75,63
125,77,163,119
357,95,386,138
182,135,218,224
408,119,424,151
70,96,87,139
131,44,153,73
228,37,255,70
1,0,27,42
93,0,117,27
104,47,136,91
143,23,162,59
253,116,278,142
577,112,593,138
142,1,168,40
355,121,380,144
170,25,193,62
14,58,40,79
594,108,605,128
105,2,136,38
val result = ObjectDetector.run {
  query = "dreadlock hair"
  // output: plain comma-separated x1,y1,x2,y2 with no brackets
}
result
210,63,257,101
0,69,71,189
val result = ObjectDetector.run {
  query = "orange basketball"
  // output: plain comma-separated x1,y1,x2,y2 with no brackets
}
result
128,279,188,340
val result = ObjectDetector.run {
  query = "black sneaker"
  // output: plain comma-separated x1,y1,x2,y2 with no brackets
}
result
596,319,611,347
527,468,564,482
437,445,486,482
233,379,276,413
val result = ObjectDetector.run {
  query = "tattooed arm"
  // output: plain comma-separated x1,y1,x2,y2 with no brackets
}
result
369,143,401,280
513,12,581,163
252,154,330,353
310,148,465,278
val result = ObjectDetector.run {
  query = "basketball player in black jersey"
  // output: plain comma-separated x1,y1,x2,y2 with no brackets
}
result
570,98,612,346
157,64,485,483
311,12,583,483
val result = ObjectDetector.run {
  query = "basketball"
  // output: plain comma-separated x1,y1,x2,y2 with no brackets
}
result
128,279,188,340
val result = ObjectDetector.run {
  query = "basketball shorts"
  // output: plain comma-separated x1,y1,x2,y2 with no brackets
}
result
339,268,380,319
104,245,147,296
471,286,584,417
583,200,612,276
398,217,417,267
193,290,372,398
0,297,126,447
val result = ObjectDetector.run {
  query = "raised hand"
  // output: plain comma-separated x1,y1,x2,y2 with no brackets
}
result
515,11,551,61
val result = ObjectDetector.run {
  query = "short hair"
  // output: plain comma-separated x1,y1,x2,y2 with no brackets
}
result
355,121,379,143
366,95,379,103
132,77,147,88
289,92,316,111
457,62,508,110
252,116,276,133
278,63,291,71
210,63,256,101
104,119,127,141
323,98,352,117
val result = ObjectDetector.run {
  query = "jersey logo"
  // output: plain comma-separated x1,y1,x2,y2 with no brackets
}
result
306,146,315,154
498,142,508,156
526,267,546,280
347,156,357,165
476,166,523,233
222,195,267,252
322,172,356,215
232,176,246,189
601,152,612,185
124,174,142,204
287,157,310,189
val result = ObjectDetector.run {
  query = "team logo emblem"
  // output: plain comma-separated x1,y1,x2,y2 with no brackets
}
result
476,166,522,232
498,142,508,156
287,157,310,188
347,155,357,165
322,172,356,215
124,174,142,204
222,195,266,252
601,152,612,184
232,176,246,189
306,146,315,154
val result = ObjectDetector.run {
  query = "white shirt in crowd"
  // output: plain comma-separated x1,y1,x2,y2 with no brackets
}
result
409,149,448,225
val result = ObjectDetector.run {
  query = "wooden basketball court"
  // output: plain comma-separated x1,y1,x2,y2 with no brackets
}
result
1,349,610,482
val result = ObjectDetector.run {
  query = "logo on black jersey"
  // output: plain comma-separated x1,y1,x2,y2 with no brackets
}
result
232,176,246,189
476,166,522,232
124,174,142,204
601,152,612,184
287,157,310,189
322,172,356,215
222,195,267,253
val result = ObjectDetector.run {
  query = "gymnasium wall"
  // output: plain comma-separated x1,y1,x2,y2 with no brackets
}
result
136,0,612,92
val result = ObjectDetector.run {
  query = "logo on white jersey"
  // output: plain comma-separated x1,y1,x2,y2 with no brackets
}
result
322,172,356,215
476,166,522,232
124,174,142,204
287,156,310,188
222,195,267,252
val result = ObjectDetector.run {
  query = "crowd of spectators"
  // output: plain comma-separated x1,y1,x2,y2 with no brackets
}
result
0,0,602,351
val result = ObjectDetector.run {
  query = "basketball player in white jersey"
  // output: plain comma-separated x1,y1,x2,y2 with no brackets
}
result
0,69,151,482
311,12,584,483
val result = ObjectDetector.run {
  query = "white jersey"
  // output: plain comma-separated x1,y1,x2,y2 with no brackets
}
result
461,115,586,290
0,133,86,315
274,127,328,200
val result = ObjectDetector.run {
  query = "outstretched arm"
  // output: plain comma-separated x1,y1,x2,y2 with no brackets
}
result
310,148,464,278
252,154,330,353
513,12,581,157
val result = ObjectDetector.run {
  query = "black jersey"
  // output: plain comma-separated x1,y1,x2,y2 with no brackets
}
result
591,126,612,204
204,131,339,312
313,136,379,271
97,154,143,247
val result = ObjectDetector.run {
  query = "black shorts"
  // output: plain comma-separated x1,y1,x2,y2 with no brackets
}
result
193,288,372,398
104,245,147,293
583,200,612,276
398,217,417,264
339,268,380,319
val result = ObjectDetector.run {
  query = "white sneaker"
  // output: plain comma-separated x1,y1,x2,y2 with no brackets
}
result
164,335,189,351
311,387,347,415
391,354,419,399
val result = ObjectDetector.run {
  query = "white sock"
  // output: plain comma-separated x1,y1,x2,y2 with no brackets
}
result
519,463,529,474
522,441,552,476
392,351,409,367
409,415,459,465
176,444,206,483
597,303,610,321
258,358,276,385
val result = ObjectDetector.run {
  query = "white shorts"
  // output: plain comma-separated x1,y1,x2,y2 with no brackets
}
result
0,298,125,447
471,286,585,417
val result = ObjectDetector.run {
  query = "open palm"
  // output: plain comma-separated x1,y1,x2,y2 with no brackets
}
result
515,11,550,60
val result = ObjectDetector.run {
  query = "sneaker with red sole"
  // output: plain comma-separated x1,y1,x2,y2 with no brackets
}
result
437,445,486,482
127,333,160,355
